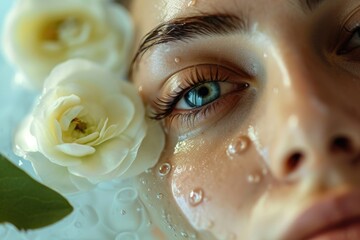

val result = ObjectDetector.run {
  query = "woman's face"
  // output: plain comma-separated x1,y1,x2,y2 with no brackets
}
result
130,0,360,239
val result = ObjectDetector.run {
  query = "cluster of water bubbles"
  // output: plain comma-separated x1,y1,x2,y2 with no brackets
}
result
0,177,158,240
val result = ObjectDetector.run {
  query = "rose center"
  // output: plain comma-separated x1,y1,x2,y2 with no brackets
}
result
71,117,87,134
43,17,90,47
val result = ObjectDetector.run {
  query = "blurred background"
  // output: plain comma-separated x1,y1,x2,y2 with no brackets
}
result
0,1,157,239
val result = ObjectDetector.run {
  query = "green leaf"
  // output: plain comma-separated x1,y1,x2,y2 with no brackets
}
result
0,154,73,230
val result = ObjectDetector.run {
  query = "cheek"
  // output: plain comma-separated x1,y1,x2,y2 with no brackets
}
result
169,134,272,238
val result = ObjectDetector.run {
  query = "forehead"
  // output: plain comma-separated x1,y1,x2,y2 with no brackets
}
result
129,0,327,50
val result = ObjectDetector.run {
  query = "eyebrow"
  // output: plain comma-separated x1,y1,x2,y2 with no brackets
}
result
131,0,326,69
131,14,247,67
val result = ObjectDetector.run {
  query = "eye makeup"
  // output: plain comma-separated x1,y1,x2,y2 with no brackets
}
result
151,64,251,130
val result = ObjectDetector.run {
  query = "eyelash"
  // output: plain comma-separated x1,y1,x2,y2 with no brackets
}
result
151,65,231,123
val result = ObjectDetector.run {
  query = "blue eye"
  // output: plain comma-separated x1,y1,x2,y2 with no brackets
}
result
176,81,239,110
151,64,251,121
183,82,220,108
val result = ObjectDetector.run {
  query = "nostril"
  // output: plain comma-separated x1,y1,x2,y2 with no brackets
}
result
330,136,353,153
285,152,304,174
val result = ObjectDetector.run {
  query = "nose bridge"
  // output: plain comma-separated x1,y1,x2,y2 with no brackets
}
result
263,44,360,181
268,44,333,141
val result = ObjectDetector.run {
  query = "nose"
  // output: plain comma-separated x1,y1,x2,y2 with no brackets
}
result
264,47,360,182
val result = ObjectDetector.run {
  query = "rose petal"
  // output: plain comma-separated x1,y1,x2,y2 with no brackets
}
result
116,119,165,179
68,174,94,192
14,115,38,156
47,94,81,118
67,138,130,179
56,143,95,157
88,123,148,183
3,0,133,88
89,95,135,146
116,82,145,138
75,132,99,144
59,104,84,131
26,152,81,193
45,60,119,94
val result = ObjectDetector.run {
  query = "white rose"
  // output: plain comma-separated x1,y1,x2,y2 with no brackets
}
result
14,59,164,193
3,0,132,88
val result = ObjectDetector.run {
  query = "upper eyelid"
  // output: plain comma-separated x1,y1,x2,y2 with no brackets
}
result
162,64,244,96
151,65,245,120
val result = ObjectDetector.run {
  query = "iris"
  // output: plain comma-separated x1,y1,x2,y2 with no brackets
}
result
184,82,220,108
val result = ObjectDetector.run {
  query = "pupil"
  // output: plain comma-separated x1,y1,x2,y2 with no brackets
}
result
197,86,209,97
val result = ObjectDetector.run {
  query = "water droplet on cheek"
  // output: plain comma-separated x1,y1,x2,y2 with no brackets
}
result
140,178,147,185
157,193,164,199
174,57,181,63
187,0,197,7
138,86,143,93
181,231,189,238
189,188,204,206
204,219,214,229
226,136,250,159
158,162,172,176
247,174,261,183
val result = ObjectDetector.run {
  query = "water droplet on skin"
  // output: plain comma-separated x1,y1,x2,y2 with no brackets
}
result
174,57,181,63
187,0,197,7
204,220,214,229
227,136,250,159
190,233,197,239
158,163,172,176
168,224,176,231
161,209,167,217
140,178,147,185
157,193,164,199
181,231,189,238
120,209,127,215
247,174,261,183
189,188,204,206
138,86,143,93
